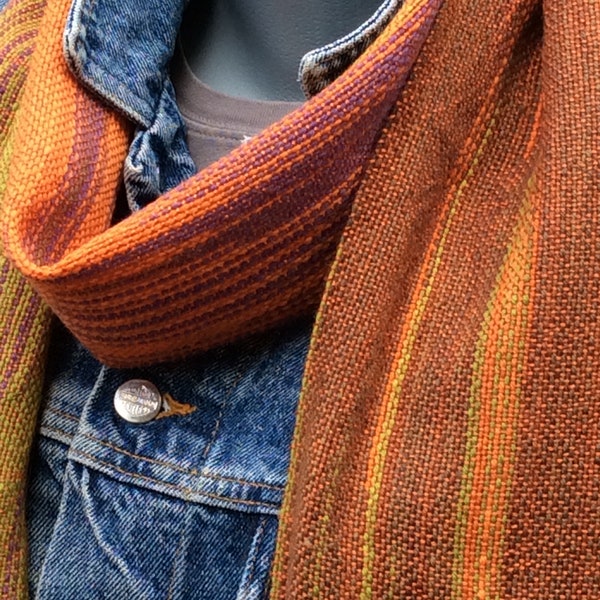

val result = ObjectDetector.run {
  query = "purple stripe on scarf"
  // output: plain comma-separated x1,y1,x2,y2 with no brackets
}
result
31,96,106,264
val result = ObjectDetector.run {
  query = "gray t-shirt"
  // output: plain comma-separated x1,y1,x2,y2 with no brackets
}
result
170,45,302,171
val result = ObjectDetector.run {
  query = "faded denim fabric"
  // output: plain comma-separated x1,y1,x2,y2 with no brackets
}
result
64,0,195,210
63,0,400,210
28,320,311,599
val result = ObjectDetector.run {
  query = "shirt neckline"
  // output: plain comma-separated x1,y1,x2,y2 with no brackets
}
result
171,42,303,136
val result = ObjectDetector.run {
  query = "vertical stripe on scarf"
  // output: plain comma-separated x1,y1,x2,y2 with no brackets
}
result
0,1,49,597
268,0,599,597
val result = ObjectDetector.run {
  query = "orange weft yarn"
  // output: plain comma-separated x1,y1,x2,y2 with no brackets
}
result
2,0,434,367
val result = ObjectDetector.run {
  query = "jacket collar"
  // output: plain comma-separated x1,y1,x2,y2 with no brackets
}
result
64,0,401,126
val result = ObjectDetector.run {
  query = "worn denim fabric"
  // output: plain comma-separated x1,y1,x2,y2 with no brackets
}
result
28,320,311,599
298,0,402,97
63,0,400,210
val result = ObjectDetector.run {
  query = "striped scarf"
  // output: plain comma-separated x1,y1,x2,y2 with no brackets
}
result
0,1,49,597
2,0,600,598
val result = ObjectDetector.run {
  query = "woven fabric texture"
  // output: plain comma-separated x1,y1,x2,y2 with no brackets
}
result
1,0,600,598
1,0,433,368
0,0,49,597
272,0,600,597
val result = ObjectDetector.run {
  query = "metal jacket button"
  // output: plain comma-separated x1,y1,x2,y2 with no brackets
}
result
113,379,162,423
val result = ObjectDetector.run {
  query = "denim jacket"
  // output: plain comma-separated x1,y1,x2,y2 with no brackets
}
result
26,1,401,598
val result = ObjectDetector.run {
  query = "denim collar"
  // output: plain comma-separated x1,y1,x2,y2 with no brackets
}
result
63,0,402,210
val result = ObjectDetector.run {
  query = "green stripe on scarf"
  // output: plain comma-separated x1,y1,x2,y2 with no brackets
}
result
0,1,50,597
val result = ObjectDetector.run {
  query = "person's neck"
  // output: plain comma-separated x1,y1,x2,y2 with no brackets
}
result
180,0,384,102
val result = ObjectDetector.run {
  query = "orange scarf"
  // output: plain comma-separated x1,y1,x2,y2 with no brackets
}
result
2,0,600,597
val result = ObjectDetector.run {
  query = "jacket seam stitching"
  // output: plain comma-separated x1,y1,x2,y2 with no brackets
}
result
41,419,284,491
71,447,280,510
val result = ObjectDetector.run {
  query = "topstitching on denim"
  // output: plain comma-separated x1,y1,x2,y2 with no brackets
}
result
28,316,312,598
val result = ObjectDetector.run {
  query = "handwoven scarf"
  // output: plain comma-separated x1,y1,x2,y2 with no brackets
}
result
2,0,600,599
2,0,437,367
0,1,49,597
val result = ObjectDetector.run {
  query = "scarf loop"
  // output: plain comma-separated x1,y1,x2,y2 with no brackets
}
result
1,0,436,367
